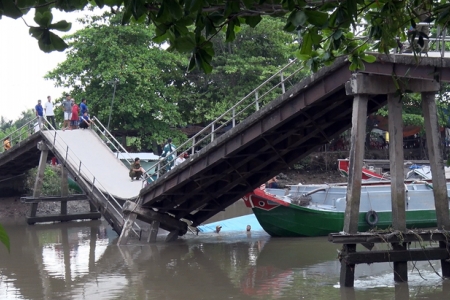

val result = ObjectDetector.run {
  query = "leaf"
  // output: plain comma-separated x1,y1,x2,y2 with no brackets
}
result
225,19,236,42
361,54,376,63
49,31,68,51
304,9,328,27
34,11,53,27
287,10,307,27
0,223,10,253
167,0,183,19
29,26,44,40
1,0,23,19
244,15,262,28
48,20,72,32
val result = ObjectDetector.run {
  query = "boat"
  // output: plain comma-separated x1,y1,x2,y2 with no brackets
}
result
243,181,445,237
338,158,450,181
338,159,389,181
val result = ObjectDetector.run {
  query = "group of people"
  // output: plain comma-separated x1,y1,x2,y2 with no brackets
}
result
34,95,93,131
128,138,190,181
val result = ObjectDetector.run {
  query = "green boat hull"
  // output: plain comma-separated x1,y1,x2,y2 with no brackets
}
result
252,204,439,237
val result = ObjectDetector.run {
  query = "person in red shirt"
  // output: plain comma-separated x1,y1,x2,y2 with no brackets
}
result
70,100,79,130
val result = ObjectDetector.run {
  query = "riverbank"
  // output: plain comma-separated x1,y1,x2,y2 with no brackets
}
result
0,169,346,220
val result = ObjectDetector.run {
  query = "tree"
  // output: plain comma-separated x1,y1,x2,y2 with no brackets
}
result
181,16,302,124
2,1,446,73
46,13,302,149
46,13,191,150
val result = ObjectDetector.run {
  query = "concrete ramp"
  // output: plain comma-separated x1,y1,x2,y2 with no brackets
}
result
41,130,141,201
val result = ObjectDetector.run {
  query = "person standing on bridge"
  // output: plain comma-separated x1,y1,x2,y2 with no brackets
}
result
129,157,146,181
70,100,79,130
80,98,89,116
62,94,72,131
161,138,176,171
44,96,56,129
35,100,44,130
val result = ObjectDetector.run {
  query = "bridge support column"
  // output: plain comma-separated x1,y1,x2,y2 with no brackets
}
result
117,213,138,245
61,167,68,215
147,221,160,243
26,142,101,225
29,142,49,221
388,93,408,282
422,91,450,278
340,93,367,288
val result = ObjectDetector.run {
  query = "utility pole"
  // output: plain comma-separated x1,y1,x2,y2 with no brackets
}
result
107,79,118,131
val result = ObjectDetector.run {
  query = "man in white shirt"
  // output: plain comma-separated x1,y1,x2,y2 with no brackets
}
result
44,96,56,129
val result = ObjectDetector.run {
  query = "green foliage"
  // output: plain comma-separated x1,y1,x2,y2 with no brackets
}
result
26,165,80,195
3,1,448,72
0,223,10,253
46,14,302,148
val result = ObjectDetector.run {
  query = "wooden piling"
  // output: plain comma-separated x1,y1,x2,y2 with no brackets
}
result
343,94,368,234
422,91,450,278
61,167,68,215
29,144,49,220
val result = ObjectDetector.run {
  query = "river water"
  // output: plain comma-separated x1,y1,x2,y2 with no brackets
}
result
0,219,449,300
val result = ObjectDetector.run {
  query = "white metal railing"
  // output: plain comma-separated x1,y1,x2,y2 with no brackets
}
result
90,116,135,167
0,117,38,154
143,59,306,182
42,119,142,238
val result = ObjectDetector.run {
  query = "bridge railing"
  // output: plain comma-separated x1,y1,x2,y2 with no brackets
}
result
42,120,142,238
0,117,38,154
90,117,135,167
144,59,306,181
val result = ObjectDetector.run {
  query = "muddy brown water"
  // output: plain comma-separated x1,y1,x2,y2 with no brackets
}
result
0,218,449,300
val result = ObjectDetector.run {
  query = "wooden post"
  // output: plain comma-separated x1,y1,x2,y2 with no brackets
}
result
61,167,68,215
422,92,450,229
388,93,406,231
395,282,410,300
343,94,368,233
30,144,49,219
341,94,367,288
388,94,408,282
392,243,408,282
165,230,179,242
422,91,450,278
339,244,356,287
147,220,160,243
89,225,97,272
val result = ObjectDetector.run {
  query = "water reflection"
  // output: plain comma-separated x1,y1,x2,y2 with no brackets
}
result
0,221,450,299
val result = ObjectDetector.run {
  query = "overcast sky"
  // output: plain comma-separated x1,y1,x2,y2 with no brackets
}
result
0,10,95,123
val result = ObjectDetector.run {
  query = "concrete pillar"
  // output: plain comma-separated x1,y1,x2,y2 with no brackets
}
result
30,144,49,219
147,220,160,243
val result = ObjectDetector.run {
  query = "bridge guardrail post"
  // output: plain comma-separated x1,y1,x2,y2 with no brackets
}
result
255,90,259,111
281,71,285,94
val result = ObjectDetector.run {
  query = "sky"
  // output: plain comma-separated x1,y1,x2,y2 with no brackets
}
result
0,9,96,122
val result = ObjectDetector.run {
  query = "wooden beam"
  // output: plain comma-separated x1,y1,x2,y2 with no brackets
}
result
343,248,449,264
21,194,89,203
345,73,440,95
388,93,406,231
329,231,450,244
422,91,450,229
26,212,101,224
343,94,368,233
